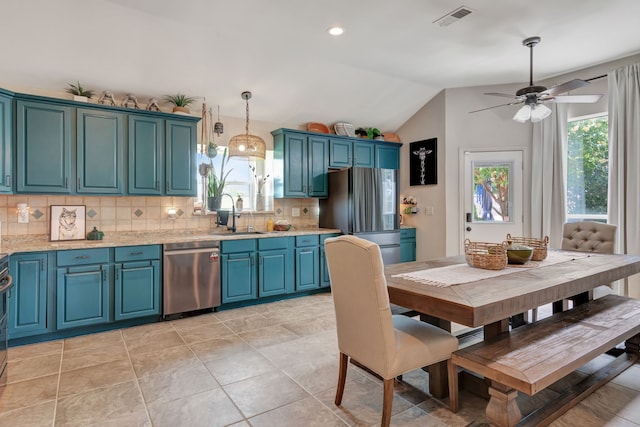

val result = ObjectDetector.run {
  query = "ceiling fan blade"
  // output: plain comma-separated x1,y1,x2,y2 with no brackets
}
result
552,94,603,104
469,101,524,114
542,79,589,96
484,92,518,99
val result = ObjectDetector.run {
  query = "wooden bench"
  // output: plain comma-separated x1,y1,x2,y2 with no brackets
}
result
449,294,640,427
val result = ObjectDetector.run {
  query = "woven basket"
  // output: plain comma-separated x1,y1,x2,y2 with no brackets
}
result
506,234,549,261
464,239,508,270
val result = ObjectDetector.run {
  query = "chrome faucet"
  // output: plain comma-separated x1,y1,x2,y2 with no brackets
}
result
247,210,254,232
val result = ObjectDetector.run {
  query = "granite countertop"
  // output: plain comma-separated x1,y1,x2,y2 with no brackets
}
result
3,228,343,254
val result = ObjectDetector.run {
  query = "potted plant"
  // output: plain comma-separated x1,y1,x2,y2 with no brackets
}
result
65,81,95,102
207,147,232,211
163,93,197,114
355,127,384,140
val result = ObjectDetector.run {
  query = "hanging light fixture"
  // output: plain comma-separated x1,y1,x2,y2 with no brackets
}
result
512,97,552,123
228,91,266,159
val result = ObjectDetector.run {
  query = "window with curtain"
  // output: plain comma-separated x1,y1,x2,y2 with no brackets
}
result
566,114,608,223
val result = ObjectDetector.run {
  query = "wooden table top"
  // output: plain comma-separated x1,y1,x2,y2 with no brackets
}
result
385,251,640,328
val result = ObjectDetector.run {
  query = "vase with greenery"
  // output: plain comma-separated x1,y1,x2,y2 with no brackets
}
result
65,81,95,102
164,93,197,114
207,147,232,211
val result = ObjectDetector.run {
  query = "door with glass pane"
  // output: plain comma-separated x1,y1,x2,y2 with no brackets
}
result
462,150,523,248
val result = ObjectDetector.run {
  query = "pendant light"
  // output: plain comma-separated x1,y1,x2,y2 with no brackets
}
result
228,91,266,159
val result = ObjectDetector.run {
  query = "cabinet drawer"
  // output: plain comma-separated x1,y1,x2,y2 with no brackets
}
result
57,248,110,266
115,245,160,262
400,228,416,239
221,239,256,254
258,237,292,251
295,235,319,247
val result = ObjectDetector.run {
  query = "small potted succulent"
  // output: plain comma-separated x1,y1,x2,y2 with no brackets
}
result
163,93,197,114
65,81,95,102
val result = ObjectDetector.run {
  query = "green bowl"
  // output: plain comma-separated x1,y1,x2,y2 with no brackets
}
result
507,247,533,264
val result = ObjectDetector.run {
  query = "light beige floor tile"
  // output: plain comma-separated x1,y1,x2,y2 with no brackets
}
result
121,320,175,341
281,315,336,337
0,374,58,413
61,340,128,372
63,330,123,351
189,335,253,363
4,352,61,384
130,344,198,378
170,313,220,331
147,388,243,427
248,395,347,427
551,398,638,427
284,353,362,395
213,305,263,322
238,324,300,348
204,349,277,385
138,362,219,404
7,340,62,362
391,405,459,427
586,383,640,424
227,421,251,427
125,330,185,356
258,331,338,368
611,363,640,392
58,358,136,398
0,400,55,426
223,371,310,418
55,380,150,427
177,322,235,344
222,313,282,334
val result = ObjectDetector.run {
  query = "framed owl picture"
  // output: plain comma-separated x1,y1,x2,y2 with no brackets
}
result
50,205,86,241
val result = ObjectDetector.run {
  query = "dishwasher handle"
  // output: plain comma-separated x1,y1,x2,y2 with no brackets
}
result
164,247,220,259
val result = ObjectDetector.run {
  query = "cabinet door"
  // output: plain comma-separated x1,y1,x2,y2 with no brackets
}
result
16,100,71,193
0,94,12,193
56,264,110,329
77,109,125,194
295,246,319,290
400,241,416,262
8,253,50,338
221,252,256,303
319,246,331,288
165,119,197,196
328,139,352,168
375,144,400,170
283,133,307,197
308,136,328,197
114,260,160,320
258,249,294,297
129,115,163,195
353,141,375,168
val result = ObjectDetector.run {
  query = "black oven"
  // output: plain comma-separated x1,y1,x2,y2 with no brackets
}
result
0,254,11,379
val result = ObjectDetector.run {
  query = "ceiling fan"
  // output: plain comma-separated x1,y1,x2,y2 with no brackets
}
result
471,36,603,123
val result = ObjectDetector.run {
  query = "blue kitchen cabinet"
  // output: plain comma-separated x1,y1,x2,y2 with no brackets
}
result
221,239,257,303
165,119,197,196
319,233,340,288
16,100,72,193
400,228,417,262
8,253,52,338
114,246,161,320
328,139,352,168
56,248,110,329
353,140,375,168
128,115,164,195
375,143,400,170
295,235,320,291
258,237,294,297
76,108,125,194
0,93,12,193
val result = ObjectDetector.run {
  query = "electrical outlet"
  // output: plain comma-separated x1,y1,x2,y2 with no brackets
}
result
425,206,434,216
291,208,300,217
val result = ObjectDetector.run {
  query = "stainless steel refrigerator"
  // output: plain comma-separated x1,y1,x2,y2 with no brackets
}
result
319,167,400,264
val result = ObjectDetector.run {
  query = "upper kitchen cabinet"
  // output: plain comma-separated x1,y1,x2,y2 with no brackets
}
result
77,108,125,194
16,100,72,193
272,129,328,198
328,134,401,170
0,92,12,193
165,119,197,196
353,140,375,168
128,115,163,195
375,142,400,169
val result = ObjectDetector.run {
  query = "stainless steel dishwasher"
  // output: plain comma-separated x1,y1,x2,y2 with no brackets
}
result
163,241,220,317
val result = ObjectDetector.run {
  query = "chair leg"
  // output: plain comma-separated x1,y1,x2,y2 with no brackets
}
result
448,359,459,413
382,378,394,427
335,352,348,406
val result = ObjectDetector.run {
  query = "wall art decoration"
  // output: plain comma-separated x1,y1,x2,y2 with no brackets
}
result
50,205,86,241
410,138,437,186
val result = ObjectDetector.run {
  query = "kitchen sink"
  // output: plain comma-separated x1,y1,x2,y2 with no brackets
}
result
209,230,267,236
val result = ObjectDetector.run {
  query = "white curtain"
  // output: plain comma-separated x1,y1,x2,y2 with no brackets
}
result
608,63,640,298
530,104,568,248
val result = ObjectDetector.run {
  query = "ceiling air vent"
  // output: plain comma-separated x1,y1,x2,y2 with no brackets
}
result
433,6,473,27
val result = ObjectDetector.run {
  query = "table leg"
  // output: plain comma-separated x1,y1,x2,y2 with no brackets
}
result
419,314,453,398
483,319,509,339
486,381,521,427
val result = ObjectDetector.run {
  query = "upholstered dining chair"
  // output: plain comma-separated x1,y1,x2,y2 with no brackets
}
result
324,235,459,426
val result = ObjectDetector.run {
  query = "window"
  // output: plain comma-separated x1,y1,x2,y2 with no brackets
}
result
566,114,608,222
472,163,512,223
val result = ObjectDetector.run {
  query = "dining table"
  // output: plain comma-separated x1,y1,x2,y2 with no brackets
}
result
384,250,640,397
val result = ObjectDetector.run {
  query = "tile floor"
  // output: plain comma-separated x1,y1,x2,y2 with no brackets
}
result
1,294,639,426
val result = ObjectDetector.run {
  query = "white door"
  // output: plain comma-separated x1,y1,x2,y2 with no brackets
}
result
462,150,524,248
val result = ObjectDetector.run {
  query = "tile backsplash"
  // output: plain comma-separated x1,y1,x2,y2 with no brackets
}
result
0,195,320,237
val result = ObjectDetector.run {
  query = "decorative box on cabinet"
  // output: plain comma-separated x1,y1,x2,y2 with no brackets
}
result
258,237,294,297
56,248,110,329
221,239,257,303
400,228,417,262
8,252,53,339
114,245,161,320
0,92,12,193
295,235,320,291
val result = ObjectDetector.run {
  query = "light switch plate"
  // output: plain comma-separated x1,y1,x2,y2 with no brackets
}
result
291,208,300,217
425,206,434,216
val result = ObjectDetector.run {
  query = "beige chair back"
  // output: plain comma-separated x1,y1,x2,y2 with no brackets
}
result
561,221,616,254
325,235,397,377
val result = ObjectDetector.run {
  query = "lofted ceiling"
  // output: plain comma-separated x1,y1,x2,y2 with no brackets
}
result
1,0,639,131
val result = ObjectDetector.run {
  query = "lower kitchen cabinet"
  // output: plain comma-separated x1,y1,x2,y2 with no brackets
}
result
400,228,417,262
56,261,110,330
258,237,294,297
114,245,161,321
8,252,52,338
319,233,340,288
221,239,257,304
295,235,320,291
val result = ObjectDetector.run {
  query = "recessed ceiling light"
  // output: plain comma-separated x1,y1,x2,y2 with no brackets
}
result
328,26,344,36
